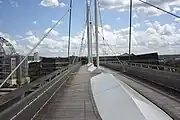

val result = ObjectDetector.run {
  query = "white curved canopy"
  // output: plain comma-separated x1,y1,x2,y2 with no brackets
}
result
0,37,16,55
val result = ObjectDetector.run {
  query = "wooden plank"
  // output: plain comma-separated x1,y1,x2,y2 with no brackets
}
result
34,66,100,120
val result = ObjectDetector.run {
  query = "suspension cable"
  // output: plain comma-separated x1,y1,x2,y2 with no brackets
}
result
97,0,107,62
138,0,180,18
72,26,86,64
79,20,87,58
0,10,70,88
74,1,87,63
97,0,104,39
97,0,122,64
99,32,122,63
79,27,86,58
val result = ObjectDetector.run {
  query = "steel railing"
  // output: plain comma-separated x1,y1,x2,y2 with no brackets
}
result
0,63,81,120
100,61,180,73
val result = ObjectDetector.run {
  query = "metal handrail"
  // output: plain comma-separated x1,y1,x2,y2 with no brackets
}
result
0,63,80,113
100,61,180,73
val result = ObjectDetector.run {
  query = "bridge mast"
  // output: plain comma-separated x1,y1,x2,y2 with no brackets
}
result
94,0,99,67
86,0,91,63
90,21,93,63
128,0,132,60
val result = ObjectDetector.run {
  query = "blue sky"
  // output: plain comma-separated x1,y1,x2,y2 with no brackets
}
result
0,0,178,36
0,0,180,56
0,0,131,36
0,0,80,36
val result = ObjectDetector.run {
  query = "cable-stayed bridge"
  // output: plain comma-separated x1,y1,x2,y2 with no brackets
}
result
0,0,180,120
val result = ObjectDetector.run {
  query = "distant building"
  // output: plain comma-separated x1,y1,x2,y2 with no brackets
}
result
121,53,129,56
0,37,17,86
41,57,68,75
28,61,41,82
0,55,17,85
28,56,34,61
34,52,39,61
99,52,159,65
0,37,29,86
14,55,30,85
28,52,41,64
28,57,69,82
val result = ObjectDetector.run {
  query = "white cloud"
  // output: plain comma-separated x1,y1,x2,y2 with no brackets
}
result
170,1,180,6
59,2,66,7
1,20,180,57
95,22,180,55
26,30,34,36
40,0,66,7
16,35,22,38
52,20,63,25
9,0,19,8
33,21,37,24
24,35,39,45
172,7,180,13
133,23,140,28
116,17,121,20
175,18,180,23
100,0,180,16
146,27,156,34
137,6,163,16
103,24,111,30
132,13,138,19
44,28,59,37
100,8,105,11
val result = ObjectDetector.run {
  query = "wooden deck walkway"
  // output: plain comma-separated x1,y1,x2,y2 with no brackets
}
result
34,66,100,120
